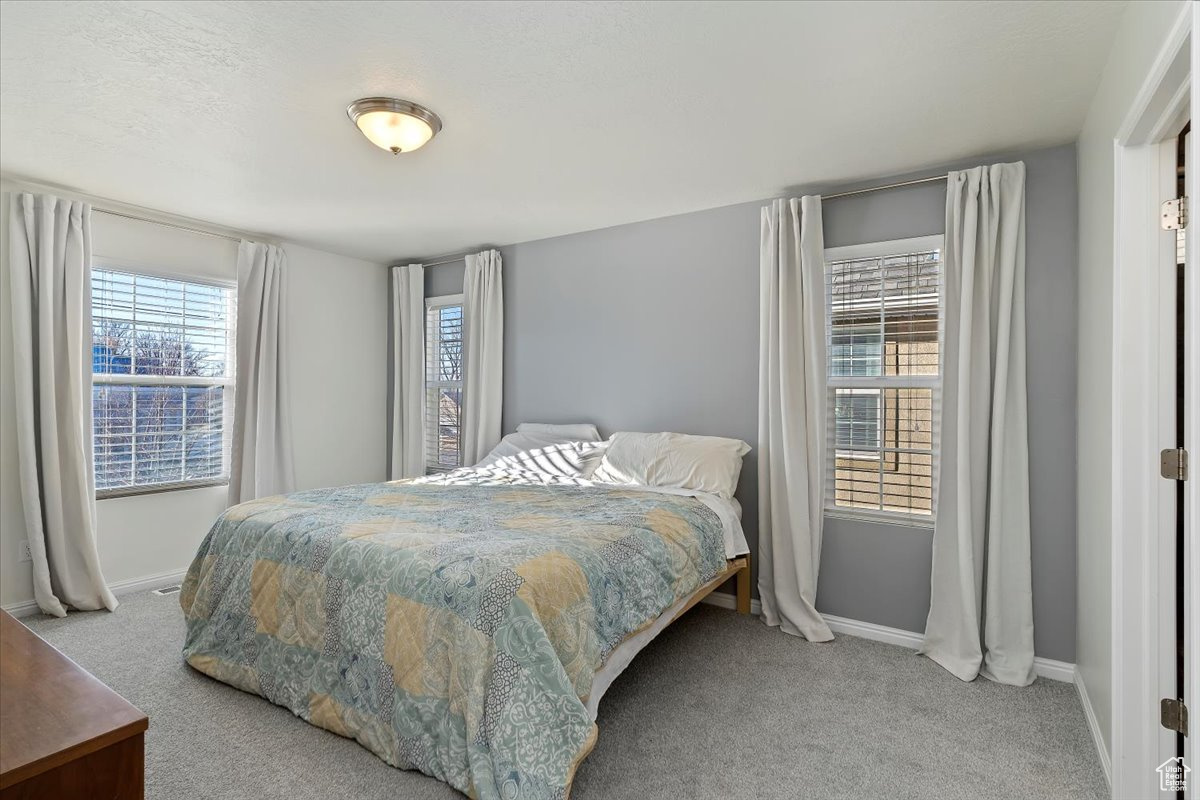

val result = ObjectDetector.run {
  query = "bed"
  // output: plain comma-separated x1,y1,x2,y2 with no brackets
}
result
180,461,750,800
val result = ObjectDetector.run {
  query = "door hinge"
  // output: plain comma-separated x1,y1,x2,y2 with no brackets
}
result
1163,698,1189,736
1161,448,1189,481
1162,196,1189,230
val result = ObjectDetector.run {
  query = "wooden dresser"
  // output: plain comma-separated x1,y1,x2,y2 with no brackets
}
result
0,610,148,799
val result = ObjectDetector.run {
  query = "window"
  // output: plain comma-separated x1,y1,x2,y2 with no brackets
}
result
425,295,464,472
92,269,235,496
824,236,943,523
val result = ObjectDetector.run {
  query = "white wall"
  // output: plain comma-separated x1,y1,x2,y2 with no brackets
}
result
1075,0,1186,760
0,180,388,609
285,242,389,491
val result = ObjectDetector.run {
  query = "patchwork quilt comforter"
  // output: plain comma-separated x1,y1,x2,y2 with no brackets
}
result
180,478,729,799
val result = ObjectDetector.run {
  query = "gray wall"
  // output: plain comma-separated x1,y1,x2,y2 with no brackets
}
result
425,143,1078,662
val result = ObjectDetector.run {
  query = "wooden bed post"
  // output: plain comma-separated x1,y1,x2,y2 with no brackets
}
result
735,555,751,615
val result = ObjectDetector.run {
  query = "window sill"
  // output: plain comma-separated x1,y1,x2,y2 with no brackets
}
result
824,507,935,530
96,478,229,500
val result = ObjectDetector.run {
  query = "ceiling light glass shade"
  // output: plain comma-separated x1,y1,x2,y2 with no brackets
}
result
347,97,442,155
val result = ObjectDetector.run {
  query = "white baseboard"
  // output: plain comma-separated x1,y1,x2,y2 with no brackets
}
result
822,612,923,649
701,590,762,615
1,567,187,619
1074,667,1112,787
110,567,188,596
1030,656,1077,684
699,594,1075,683
2,598,41,618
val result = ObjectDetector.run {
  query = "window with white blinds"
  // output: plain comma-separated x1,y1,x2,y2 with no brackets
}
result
425,295,464,472
92,268,236,496
824,235,943,524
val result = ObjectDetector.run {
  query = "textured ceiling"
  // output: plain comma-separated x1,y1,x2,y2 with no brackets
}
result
0,0,1125,262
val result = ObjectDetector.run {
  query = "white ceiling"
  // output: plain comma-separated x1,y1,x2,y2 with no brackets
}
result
0,0,1125,263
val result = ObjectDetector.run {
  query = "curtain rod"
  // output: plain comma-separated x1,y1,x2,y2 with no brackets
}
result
394,247,495,269
424,253,468,267
96,207,486,262
822,174,947,201
93,207,242,243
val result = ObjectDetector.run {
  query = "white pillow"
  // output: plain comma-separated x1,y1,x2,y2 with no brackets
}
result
478,422,601,466
516,422,601,442
591,431,751,500
476,436,607,478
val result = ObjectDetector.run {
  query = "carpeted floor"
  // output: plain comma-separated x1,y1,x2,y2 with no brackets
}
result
24,591,1106,800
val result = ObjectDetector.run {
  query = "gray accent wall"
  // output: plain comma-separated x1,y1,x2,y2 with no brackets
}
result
424,143,1078,662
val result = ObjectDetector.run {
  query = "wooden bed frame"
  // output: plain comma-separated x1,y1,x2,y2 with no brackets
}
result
670,554,751,622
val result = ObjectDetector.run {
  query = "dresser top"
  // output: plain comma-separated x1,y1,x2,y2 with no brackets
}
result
0,609,148,788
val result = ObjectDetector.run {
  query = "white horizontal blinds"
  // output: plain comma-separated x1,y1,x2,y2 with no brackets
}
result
92,269,235,493
825,244,942,521
425,300,464,472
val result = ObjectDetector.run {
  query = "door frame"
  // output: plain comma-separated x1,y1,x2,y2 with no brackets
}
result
1111,4,1195,797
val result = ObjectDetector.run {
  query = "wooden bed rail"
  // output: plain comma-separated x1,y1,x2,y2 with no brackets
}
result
670,555,752,623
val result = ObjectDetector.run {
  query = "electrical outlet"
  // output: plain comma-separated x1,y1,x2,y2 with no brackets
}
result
19,541,32,562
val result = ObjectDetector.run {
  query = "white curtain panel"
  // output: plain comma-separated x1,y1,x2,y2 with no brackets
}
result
8,192,117,616
229,240,295,505
390,263,426,479
919,162,1035,686
757,197,833,643
461,249,504,465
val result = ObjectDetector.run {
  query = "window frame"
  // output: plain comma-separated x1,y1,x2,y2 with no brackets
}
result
91,262,237,499
424,293,465,474
823,234,944,528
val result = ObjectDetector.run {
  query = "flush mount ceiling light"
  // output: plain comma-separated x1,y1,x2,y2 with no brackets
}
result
346,97,442,155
